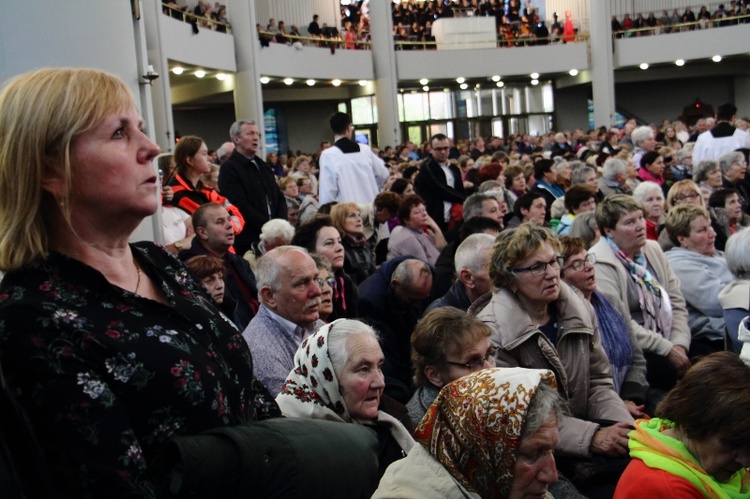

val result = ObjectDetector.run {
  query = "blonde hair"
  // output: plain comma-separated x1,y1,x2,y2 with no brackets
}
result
330,202,361,236
0,68,135,271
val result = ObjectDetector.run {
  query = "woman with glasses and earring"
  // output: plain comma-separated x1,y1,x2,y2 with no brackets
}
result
407,307,496,428
311,255,336,323
471,223,633,497
559,237,649,417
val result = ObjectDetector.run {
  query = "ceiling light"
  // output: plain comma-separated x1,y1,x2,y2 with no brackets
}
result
530,72,539,79
639,63,649,70
215,73,227,81
496,81,504,88
419,78,429,85
260,76,270,84
491,75,501,82
459,83,468,90
531,79,539,85
422,86,429,92
358,80,367,86
172,67,184,75
456,77,465,84
675,59,685,66
194,70,206,78
712,55,722,62
306,79,316,86
569,69,579,76
443,88,450,92
284,78,294,85
332,79,341,86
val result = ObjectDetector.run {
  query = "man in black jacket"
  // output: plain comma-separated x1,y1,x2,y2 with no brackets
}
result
179,203,260,330
414,133,466,235
218,120,287,255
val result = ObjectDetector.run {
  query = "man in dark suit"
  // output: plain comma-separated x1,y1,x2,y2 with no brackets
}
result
414,133,466,234
218,120,287,255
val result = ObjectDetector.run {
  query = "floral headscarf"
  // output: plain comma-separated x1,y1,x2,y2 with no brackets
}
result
275,320,415,453
415,367,557,498
276,319,354,422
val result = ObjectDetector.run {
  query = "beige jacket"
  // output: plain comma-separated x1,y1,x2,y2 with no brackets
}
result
471,282,633,457
590,239,691,356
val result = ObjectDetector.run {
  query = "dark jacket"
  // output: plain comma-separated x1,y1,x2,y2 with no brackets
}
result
424,279,472,315
342,235,376,285
430,240,458,301
358,257,429,402
330,268,359,322
218,151,287,254
179,238,259,330
414,157,466,233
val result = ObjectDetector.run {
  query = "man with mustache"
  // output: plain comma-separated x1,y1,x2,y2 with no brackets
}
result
242,246,324,395
179,203,259,330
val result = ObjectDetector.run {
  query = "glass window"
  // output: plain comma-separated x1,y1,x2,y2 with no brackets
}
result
478,89,493,117
338,102,347,114
528,115,552,136
407,126,422,145
351,96,375,125
402,92,428,122
456,90,477,118
525,84,553,113
492,119,504,138
428,91,453,120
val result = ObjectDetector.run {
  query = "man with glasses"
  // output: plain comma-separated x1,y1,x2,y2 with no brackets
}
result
242,246,324,395
414,133,467,234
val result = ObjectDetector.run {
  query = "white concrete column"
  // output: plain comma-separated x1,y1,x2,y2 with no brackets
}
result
142,0,176,151
229,0,266,156
589,0,616,128
368,0,401,148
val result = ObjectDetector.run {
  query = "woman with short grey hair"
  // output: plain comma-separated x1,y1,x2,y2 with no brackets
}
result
693,158,723,204
718,228,750,354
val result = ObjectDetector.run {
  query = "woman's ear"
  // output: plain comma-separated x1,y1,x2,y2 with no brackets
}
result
424,365,445,388
40,156,67,198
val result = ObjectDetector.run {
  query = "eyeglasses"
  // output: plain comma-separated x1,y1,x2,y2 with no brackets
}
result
513,256,564,276
563,253,596,272
445,345,498,371
735,161,748,166
315,277,336,289
675,192,700,202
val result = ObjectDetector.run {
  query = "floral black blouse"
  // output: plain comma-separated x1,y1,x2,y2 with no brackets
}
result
0,243,279,497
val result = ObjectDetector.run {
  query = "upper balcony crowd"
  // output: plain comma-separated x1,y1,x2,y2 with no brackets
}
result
612,1,750,37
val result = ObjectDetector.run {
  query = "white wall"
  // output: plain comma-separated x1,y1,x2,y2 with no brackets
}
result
257,43,374,80
0,0,158,243
160,15,237,71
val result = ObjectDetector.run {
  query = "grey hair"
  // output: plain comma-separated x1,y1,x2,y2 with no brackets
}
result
229,119,256,138
719,151,745,175
693,159,720,183
392,258,431,290
478,180,503,193
602,158,627,181
255,245,309,296
521,380,565,440
633,181,663,204
631,125,654,146
216,142,234,162
327,319,382,378
676,144,693,162
569,211,599,248
455,233,496,273
463,194,493,220
571,165,596,185
311,253,332,274
259,219,296,246
725,228,750,278
552,157,568,172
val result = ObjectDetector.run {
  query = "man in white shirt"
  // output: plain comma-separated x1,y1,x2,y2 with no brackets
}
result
318,112,389,205
693,103,750,163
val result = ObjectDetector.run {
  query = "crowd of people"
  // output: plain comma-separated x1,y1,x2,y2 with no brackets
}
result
612,2,750,37
2,67,750,497
162,1,229,33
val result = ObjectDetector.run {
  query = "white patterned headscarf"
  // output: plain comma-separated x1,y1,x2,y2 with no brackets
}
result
415,367,557,498
275,319,415,453
276,319,353,422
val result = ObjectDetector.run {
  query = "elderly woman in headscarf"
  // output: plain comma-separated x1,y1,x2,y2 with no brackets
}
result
374,367,563,499
276,319,414,481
